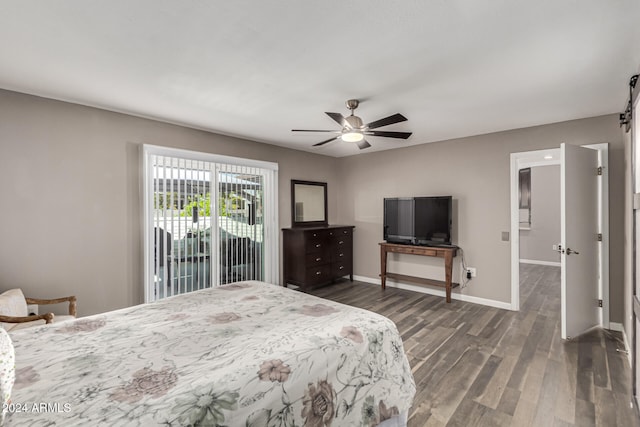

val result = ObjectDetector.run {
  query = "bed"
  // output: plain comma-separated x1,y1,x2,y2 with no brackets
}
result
6,281,415,426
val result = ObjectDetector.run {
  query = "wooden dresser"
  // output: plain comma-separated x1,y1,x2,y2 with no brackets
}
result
282,225,355,290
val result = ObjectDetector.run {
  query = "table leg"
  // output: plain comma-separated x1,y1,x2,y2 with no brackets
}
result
380,246,387,290
444,251,453,303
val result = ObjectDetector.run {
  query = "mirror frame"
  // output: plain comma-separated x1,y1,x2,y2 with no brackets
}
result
291,179,328,227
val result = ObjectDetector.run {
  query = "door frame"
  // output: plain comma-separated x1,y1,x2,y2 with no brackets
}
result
632,88,640,408
509,144,609,329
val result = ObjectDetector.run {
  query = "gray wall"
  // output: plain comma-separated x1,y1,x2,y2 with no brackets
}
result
519,165,561,264
0,88,628,324
0,89,339,316
335,115,625,322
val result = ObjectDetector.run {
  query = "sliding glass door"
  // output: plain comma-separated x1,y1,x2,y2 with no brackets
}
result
142,145,278,302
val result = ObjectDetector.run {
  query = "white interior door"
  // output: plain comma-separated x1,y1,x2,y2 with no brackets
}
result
561,143,600,339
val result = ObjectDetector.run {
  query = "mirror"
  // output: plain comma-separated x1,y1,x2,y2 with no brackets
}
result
291,180,328,227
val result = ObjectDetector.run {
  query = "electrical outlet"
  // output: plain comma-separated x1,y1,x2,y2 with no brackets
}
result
466,267,477,278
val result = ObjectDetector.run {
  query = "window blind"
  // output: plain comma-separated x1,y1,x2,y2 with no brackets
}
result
143,145,278,302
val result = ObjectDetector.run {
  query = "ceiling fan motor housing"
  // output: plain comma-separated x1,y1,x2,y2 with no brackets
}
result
345,115,364,129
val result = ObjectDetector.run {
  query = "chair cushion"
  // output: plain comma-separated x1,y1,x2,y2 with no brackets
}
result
52,315,75,324
9,319,46,331
0,289,28,331
9,314,76,332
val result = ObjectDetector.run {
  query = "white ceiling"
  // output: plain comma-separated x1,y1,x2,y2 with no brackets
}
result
1,1,639,157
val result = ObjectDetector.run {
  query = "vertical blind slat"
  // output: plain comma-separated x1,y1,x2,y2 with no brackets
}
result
161,156,168,299
189,159,194,294
176,158,182,296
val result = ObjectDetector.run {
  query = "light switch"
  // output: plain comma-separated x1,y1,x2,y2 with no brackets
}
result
501,231,510,241
634,193,640,210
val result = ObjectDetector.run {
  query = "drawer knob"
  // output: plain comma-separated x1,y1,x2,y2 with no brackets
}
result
339,266,344,270
316,257,321,262
339,253,344,257
339,241,344,244
315,244,321,248
313,233,317,237
316,271,321,275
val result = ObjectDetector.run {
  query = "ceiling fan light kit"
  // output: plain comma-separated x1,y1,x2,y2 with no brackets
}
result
292,99,412,150
341,131,364,142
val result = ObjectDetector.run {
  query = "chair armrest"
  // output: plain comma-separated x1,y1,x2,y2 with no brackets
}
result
25,296,77,316
0,313,54,324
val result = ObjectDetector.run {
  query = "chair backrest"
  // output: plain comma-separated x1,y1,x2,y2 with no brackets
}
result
222,237,253,267
0,289,28,331
154,227,173,268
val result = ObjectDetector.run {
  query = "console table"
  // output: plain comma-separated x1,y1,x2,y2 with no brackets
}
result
379,242,458,303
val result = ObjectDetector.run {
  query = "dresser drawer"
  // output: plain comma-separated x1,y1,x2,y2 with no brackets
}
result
330,227,353,237
388,245,437,257
305,264,332,285
332,234,352,249
332,261,352,277
305,229,330,239
304,230,329,254
305,238,328,254
330,228,352,241
331,249,352,263
305,252,330,267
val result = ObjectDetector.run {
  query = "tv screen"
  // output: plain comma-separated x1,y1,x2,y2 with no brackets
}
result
383,196,452,245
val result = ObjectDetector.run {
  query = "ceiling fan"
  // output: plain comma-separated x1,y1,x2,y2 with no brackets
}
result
292,99,412,150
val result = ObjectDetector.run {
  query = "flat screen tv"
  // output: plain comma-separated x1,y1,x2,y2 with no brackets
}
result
383,196,452,246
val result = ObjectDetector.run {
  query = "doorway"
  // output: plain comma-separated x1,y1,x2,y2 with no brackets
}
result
509,144,610,333
142,145,279,303
519,162,561,267
518,161,562,319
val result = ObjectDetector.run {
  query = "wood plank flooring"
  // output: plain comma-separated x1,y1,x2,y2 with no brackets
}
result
308,264,639,427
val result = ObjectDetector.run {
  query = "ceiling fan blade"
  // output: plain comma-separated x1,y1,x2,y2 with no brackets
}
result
366,113,407,130
325,112,351,129
357,139,371,150
292,129,341,133
312,136,339,147
365,130,412,139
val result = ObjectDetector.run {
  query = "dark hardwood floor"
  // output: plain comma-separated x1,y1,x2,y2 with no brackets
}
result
308,264,639,427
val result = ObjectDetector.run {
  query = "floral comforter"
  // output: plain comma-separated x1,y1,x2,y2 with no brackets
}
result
7,281,416,426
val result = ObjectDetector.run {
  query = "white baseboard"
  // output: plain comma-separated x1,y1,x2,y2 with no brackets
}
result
519,259,561,267
608,322,632,367
353,275,512,311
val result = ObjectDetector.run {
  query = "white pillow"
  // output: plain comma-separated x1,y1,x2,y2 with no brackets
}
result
0,290,28,331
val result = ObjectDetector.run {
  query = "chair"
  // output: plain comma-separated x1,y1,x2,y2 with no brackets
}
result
154,227,173,273
154,227,173,290
221,237,254,284
0,289,77,332
0,328,14,424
